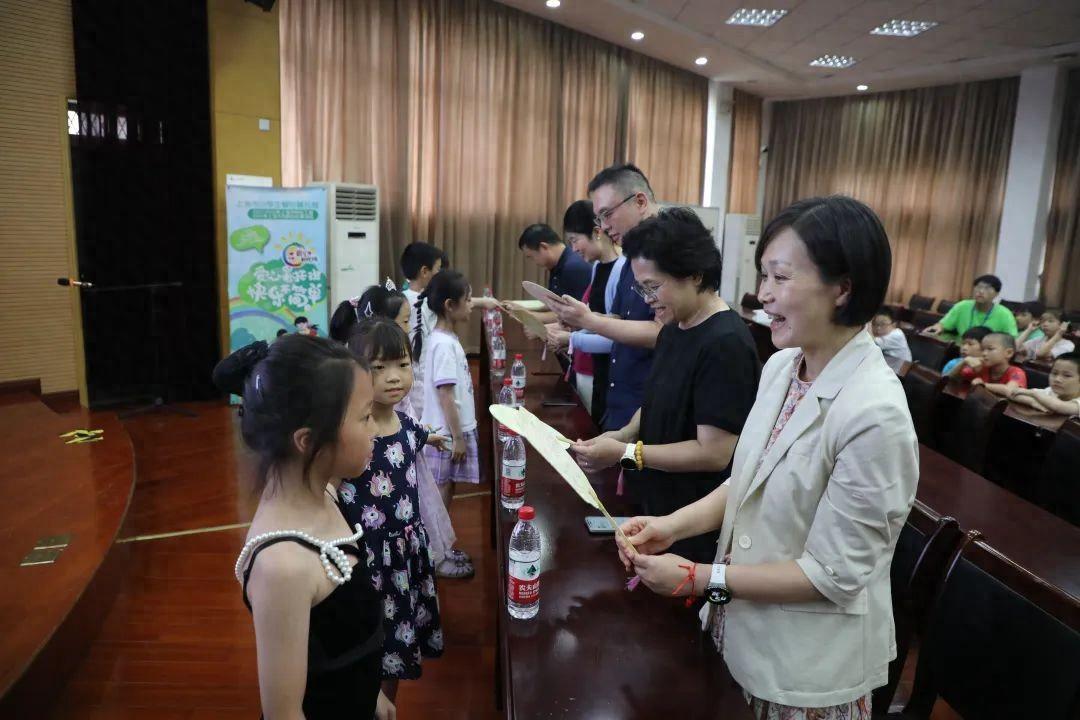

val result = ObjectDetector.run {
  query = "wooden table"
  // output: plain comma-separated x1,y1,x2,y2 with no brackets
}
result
914,445,1080,602
481,321,753,720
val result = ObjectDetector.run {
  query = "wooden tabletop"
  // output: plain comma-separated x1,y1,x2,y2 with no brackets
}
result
482,322,753,720
0,395,135,697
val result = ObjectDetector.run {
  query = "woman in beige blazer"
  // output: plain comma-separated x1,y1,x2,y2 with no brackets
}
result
618,196,918,719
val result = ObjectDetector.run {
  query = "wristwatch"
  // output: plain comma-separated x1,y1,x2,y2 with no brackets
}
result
705,563,732,605
619,443,637,470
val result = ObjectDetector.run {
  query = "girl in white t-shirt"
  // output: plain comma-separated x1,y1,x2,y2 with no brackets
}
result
415,271,481,512
1011,351,1080,417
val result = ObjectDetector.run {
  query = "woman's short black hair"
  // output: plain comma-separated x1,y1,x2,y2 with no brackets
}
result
973,274,1002,292
517,223,562,251
563,200,596,237
347,317,411,364
621,207,721,293
216,335,368,494
756,196,892,327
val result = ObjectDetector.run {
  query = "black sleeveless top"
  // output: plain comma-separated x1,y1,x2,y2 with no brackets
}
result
241,536,383,719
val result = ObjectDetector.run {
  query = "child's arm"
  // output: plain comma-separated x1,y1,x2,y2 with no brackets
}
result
1016,322,1037,348
1009,390,1048,412
1023,390,1079,416
436,384,466,461
1034,326,1067,361
979,381,1019,398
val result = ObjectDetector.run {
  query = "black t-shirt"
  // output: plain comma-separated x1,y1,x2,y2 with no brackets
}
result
628,308,760,561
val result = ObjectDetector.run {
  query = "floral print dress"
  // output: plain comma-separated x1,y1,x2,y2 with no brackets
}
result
339,411,444,680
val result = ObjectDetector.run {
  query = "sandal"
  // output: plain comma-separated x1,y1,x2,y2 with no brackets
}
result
447,548,473,564
436,558,475,579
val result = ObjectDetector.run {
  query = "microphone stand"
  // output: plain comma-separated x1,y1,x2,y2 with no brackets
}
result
60,278,197,419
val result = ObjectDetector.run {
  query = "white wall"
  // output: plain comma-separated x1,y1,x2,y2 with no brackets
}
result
994,65,1066,302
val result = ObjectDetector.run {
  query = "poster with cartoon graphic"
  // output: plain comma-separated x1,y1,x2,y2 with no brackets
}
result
226,186,329,352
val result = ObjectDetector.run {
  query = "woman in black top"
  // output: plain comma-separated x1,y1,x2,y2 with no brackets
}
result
572,208,760,563
214,336,394,719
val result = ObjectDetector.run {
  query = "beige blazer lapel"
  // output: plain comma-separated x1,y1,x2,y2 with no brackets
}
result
734,331,878,516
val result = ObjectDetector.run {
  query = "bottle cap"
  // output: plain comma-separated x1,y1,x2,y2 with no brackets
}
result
503,377,512,385
518,506,535,521
514,353,524,360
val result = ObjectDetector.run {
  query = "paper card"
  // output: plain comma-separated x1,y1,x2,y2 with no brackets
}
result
505,304,550,340
522,280,569,310
507,299,546,312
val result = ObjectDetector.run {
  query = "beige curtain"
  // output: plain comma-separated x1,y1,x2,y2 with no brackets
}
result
764,78,1018,304
728,89,763,214
626,53,707,204
280,0,705,350
1042,68,1080,311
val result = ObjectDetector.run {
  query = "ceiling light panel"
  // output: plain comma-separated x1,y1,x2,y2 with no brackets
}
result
726,8,788,27
809,54,857,69
870,19,938,37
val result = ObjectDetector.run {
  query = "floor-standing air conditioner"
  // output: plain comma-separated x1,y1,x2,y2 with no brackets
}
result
721,214,762,305
309,182,379,309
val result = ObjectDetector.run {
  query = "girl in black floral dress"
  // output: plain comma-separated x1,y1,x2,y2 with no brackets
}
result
341,318,447,702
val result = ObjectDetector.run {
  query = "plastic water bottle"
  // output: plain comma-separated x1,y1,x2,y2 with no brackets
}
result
498,378,516,441
507,506,540,619
500,433,527,510
491,332,507,371
483,287,496,329
511,354,527,400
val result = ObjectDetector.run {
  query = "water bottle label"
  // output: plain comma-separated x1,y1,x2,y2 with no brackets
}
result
511,376,525,389
500,460,525,498
508,555,541,604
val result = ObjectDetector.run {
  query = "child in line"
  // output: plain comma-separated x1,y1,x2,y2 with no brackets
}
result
214,335,394,720
870,307,912,363
341,318,447,701
1012,302,1044,346
1010,352,1080,417
1017,309,1074,362
331,285,473,579
415,271,482,514
942,326,992,377
966,332,1028,396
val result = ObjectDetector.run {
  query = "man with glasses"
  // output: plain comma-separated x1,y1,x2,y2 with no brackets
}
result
924,274,1018,340
552,164,662,430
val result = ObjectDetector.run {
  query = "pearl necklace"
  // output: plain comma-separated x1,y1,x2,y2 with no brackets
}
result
234,524,365,586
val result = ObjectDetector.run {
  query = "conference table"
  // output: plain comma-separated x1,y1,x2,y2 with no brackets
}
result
481,309,1079,718
479,318,753,719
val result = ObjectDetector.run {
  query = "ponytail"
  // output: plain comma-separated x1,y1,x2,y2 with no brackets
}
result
412,290,428,361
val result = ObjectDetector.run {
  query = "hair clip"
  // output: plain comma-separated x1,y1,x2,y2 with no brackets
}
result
348,296,361,307
384,277,398,292
363,301,374,318
254,373,262,394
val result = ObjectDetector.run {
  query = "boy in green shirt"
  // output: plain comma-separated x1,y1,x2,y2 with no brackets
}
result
925,274,1017,340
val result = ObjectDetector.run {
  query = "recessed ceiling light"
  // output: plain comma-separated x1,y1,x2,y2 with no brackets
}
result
695,56,708,66
809,54,857,69
871,19,938,37
857,84,869,91
545,0,560,7
631,31,645,41
726,8,788,27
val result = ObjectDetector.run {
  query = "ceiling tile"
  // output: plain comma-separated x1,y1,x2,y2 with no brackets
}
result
641,0,691,20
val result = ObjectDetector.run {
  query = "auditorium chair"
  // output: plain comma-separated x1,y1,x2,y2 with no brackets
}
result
908,294,935,311
1033,418,1080,527
935,299,956,314
907,334,951,372
1022,363,1050,390
939,386,1006,476
900,363,947,448
897,541,1080,719
873,517,974,715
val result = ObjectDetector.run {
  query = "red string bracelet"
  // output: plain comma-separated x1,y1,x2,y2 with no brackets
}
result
672,563,698,607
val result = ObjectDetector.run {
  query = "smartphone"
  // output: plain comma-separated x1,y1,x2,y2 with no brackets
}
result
584,516,631,535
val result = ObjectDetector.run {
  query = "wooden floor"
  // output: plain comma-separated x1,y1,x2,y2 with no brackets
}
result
48,401,498,719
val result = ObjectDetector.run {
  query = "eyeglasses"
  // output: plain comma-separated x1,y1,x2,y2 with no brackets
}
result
594,194,637,227
631,280,665,303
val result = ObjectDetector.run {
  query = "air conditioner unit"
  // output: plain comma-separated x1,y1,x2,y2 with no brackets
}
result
721,213,762,305
308,182,380,309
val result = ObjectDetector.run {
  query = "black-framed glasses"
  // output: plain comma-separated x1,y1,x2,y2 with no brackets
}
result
594,194,637,227
631,280,665,303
